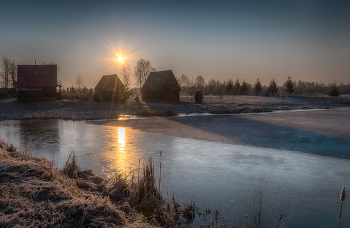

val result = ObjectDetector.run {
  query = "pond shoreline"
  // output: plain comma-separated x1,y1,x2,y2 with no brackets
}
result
0,95,349,121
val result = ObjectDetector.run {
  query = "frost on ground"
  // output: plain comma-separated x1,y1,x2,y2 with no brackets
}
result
0,95,349,120
0,140,171,228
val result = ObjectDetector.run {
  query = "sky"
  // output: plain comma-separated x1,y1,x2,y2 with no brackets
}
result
0,0,349,88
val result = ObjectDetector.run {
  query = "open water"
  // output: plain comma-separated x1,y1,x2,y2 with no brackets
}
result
0,117,349,227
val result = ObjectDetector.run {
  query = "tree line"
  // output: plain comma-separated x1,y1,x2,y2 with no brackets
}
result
176,74,346,97
1,55,348,98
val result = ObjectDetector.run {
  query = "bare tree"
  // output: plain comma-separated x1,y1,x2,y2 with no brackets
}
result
9,60,17,88
208,79,216,95
184,75,193,95
75,74,84,94
134,58,155,90
216,80,225,101
195,75,205,91
178,74,189,88
188,76,196,95
1,56,11,88
121,66,133,100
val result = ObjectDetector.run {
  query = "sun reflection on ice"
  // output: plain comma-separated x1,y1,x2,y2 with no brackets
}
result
118,127,125,152
103,126,141,176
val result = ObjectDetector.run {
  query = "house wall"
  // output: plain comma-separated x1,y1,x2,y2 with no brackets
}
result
42,87,57,97
102,91,119,101
142,90,179,101
160,88,179,101
17,65,57,88
142,91,162,101
17,90,43,102
17,65,58,101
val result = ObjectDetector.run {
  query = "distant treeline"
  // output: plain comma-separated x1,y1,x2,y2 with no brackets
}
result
176,74,350,97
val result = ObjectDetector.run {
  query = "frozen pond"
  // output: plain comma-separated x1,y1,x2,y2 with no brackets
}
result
1,112,350,227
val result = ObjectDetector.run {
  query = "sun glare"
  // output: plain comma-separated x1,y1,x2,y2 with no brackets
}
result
118,56,123,62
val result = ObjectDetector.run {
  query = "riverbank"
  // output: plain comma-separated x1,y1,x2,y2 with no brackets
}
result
0,95,349,121
0,140,181,227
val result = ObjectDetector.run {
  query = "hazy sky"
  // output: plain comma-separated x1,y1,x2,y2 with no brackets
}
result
1,0,349,88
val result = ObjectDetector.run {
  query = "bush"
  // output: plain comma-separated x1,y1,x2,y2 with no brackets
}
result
93,92,101,102
329,82,340,97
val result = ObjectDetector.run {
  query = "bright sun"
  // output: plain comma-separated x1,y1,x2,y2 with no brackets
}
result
118,56,123,62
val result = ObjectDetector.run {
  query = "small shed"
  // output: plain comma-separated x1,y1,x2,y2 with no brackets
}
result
17,65,58,102
194,91,203,103
95,74,124,101
141,70,181,101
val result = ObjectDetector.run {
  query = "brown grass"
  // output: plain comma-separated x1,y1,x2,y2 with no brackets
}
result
0,141,145,227
0,141,186,227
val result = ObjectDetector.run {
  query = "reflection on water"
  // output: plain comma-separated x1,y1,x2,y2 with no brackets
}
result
118,127,125,151
102,126,140,175
0,119,350,227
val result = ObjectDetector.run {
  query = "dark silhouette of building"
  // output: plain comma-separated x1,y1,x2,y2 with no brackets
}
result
17,65,58,102
141,70,181,101
95,74,124,101
194,91,203,103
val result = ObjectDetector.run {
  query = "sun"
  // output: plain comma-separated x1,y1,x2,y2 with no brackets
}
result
118,56,123,62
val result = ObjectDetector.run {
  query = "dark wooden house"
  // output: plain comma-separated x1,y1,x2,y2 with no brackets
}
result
17,65,58,102
141,70,181,101
95,74,124,101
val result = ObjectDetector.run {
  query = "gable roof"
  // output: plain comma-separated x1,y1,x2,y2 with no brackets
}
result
17,65,57,88
95,74,124,91
141,70,181,92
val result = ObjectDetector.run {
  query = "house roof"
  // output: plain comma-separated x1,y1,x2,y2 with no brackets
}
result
141,70,181,92
95,74,124,91
17,65,57,88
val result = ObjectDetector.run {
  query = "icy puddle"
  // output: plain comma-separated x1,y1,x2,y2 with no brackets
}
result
0,118,349,227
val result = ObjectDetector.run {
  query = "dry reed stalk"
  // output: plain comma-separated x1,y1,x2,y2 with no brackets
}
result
337,187,346,228
63,151,81,178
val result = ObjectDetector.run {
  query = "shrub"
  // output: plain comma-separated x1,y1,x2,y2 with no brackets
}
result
93,92,101,102
329,82,340,97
